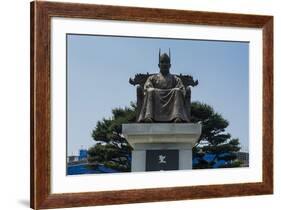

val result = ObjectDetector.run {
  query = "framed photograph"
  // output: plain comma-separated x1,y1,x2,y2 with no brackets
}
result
30,1,273,209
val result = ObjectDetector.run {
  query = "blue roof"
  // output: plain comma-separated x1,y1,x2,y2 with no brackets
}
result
193,153,229,168
67,164,118,175
98,165,118,173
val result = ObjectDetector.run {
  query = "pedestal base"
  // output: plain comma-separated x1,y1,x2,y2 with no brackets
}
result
122,123,201,172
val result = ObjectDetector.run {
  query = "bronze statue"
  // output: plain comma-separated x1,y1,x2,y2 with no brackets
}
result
129,49,198,123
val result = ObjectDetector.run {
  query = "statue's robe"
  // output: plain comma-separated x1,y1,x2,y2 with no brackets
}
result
137,73,189,122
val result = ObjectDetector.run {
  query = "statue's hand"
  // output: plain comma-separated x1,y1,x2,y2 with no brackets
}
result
173,87,185,96
147,87,155,92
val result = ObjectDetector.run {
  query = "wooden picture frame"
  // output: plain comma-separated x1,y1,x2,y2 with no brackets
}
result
30,1,273,209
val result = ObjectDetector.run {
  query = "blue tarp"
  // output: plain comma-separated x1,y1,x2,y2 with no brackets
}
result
67,164,118,175
193,153,229,168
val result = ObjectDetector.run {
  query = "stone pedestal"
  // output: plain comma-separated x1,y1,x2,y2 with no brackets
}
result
122,123,201,172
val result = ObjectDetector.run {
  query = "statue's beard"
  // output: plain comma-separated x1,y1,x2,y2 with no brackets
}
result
160,68,169,75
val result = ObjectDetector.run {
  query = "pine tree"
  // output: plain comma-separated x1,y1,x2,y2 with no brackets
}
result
88,101,242,171
191,102,242,169
88,103,136,172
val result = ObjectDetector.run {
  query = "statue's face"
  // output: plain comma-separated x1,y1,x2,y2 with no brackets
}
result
158,56,171,75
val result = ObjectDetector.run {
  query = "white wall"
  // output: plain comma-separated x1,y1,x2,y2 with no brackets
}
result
0,0,279,210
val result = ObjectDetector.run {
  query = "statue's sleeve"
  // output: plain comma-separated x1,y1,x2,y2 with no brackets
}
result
175,76,186,96
144,76,154,91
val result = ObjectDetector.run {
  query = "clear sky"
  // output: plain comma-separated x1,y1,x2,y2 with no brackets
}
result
67,34,249,156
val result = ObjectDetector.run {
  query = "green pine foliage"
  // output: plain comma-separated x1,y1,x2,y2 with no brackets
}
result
88,101,242,171
191,102,242,169
88,102,136,172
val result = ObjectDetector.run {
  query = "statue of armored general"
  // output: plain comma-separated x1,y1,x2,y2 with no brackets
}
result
129,49,198,123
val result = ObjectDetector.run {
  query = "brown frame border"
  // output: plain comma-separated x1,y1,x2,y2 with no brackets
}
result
30,1,273,209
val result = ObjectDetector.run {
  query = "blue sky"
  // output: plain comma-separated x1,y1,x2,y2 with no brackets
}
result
67,34,249,156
